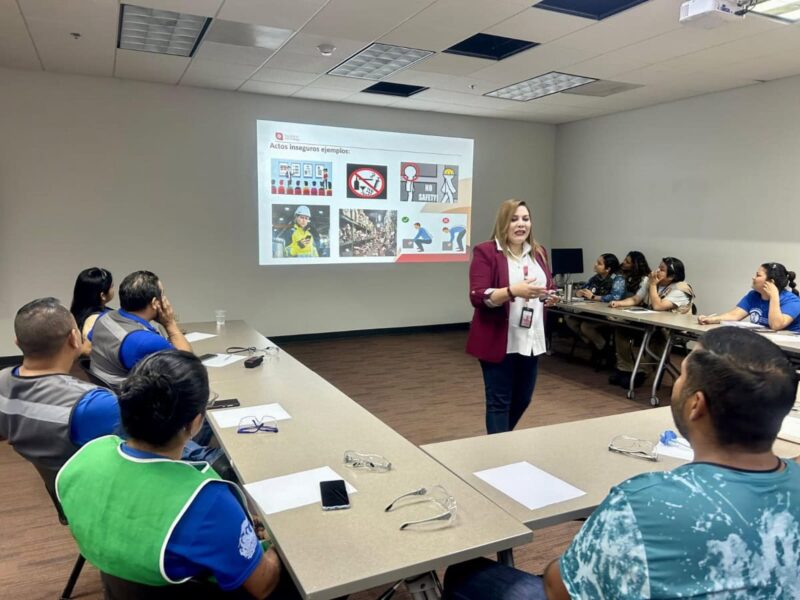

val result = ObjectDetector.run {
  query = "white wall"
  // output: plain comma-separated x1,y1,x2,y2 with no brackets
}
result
0,68,555,335
553,75,800,314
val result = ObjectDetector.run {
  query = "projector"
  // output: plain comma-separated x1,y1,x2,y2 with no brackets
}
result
679,0,744,28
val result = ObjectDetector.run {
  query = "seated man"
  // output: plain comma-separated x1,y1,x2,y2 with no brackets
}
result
0,298,120,482
57,351,298,599
444,327,800,599
89,270,191,387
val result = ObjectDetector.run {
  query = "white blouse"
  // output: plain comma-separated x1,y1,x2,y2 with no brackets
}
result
486,240,547,358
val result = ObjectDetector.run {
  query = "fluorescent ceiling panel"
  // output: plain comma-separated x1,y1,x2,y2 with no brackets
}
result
750,0,800,21
329,43,433,80
486,71,596,101
118,4,210,57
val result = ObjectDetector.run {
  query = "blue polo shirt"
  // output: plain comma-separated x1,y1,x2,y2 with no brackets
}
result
89,310,173,370
11,368,120,446
120,444,264,591
736,290,800,333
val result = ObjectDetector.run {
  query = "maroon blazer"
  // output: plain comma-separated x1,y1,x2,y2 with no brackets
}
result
466,240,554,363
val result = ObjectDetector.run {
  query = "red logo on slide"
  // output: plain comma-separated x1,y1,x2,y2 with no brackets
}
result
275,132,284,140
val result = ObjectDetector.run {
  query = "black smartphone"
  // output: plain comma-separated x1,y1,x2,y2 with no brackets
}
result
208,398,240,410
320,480,350,511
199,353,217,361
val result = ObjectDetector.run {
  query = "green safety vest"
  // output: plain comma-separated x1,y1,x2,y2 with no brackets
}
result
56,435,247,586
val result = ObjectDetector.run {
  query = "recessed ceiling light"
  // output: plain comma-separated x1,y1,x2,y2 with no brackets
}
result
329,43,434,80
118,4,210,57
486,71,596,101
317,44,336,56
750,0,800,21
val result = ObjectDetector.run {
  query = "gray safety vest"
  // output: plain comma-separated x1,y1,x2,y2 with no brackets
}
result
0,368,99,471
89,310,154,387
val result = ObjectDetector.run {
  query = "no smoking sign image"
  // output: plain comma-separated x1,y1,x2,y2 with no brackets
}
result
346,164,387,199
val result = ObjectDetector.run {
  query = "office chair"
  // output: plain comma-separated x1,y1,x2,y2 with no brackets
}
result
33,464,86,600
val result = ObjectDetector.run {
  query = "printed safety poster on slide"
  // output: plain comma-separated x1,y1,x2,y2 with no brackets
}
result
257,120,474,265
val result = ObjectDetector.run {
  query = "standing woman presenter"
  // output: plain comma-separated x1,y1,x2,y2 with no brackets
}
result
466,199,556,434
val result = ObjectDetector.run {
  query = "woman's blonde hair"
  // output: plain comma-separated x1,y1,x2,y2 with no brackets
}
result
491,199,539,257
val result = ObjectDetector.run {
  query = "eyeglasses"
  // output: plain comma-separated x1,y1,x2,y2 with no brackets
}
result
237,415,278,434
608,435,658,461
226,346,279,357
385,485,457,530
207,391,220,407
344,450,391,472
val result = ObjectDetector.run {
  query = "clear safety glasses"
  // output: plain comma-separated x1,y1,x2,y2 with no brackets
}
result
237,415,279,434
608,435,658,461
385,485,457,530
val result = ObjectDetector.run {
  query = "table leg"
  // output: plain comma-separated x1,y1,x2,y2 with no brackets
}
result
405,572,442,599
498,549,515,567
648,331,674,407
628,328,652,400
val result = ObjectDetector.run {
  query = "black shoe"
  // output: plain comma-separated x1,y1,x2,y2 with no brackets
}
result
609,370,627,386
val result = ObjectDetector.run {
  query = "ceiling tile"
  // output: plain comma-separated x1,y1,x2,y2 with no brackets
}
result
217,0,329,30
25,18,116,76
180,72,246,89
343,92,398,106
304,74,369,90
278,33,367,59
249,66,319,84
239,80,303,95
183,58,257,78
487,5,594,44
0,5,42,70
470,41,596,84
411,53,490,76
204,19,292,49
114,48,190,83
388,69,497,94
121,0,223,18
564,53,649,80
194,41,275,65
302,0,437,39
262,50,340,73
293,86,353,100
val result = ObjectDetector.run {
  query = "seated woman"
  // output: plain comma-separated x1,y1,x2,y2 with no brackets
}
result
699,262,800,332
608,257,695,388
620,251,651,300
56,351,296,599
566,253,625,367
69,267,114,356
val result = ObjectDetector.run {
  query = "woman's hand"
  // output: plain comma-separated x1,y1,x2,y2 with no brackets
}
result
763,280,780,301
510,279,549,300
544,295,560,307
648,270,663,285
697,314,716,325
609,300,622,309
576,289,593,299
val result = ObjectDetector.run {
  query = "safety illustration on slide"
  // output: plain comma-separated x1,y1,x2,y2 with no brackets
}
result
257,120,473,265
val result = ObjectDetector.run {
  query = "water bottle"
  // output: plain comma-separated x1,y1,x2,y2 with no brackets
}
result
565,282,574,303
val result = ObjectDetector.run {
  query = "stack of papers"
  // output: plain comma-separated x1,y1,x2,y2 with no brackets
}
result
474,461,584,511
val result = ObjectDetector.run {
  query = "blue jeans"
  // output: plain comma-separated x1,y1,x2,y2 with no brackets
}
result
480,353,539,434
444,558,546,600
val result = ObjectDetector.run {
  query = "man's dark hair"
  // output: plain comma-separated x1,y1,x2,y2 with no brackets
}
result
685,328,798,451
14,298,75,358
119,271,161,312
119,351,209,446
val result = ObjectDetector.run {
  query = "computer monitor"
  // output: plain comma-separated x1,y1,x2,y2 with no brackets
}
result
551,248,584,276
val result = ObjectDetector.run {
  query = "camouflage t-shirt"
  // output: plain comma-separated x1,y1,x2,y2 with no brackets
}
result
561,461,800,599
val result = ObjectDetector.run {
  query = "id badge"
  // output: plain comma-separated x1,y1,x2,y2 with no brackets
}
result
519,306,534,329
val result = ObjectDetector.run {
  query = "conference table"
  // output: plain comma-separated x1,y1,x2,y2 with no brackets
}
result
183,321,531,600
422,407,800,531
553,300,800,406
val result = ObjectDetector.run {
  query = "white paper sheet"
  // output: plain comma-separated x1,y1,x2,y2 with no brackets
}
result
208,403,292,428
185,332,217,343
719,320,765,330
202,354,246,368
474,461,584,511
624,307,656,314
656,440,694,461
244,466,356,515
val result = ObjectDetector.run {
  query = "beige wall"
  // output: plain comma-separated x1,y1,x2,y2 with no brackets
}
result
553,75,800,313
0,67,555,335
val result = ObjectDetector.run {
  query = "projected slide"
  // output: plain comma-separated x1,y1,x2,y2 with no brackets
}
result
257,121,473,265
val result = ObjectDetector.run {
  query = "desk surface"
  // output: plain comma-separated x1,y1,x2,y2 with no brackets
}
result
555,301,800,355
422,408,800,530
184,321,532,600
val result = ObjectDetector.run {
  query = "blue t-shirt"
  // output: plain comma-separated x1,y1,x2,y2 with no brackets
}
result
111,310,173,370
561,461,800,599
736,290,800,333
11,368,120,447
120,444,264,591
